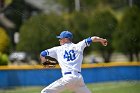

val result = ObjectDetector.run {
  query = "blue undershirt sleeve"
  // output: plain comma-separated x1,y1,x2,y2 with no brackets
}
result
40,50,49,57
85,37,92,46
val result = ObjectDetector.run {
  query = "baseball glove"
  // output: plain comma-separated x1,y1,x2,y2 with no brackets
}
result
42,56,57,68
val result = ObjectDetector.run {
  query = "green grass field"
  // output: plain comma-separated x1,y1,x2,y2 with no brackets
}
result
0,81,139,93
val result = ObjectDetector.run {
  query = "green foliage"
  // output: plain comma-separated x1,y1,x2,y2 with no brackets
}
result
5,0,26,30
63,12,92,54
0,27,10,53
57,0,130,13
89,10,118,62
113,6,140,61
16,14,66,59
57,0,75,13
16,11,119,61
64,12,89,42
0,52,9,65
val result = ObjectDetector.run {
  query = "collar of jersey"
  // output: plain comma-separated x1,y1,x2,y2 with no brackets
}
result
63,42,72,45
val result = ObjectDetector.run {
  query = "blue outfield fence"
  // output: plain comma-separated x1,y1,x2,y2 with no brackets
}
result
0,62,140,88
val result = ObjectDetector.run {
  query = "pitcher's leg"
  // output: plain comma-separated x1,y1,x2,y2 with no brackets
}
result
74,85,91,93
41,78,66,93
73,75,91,93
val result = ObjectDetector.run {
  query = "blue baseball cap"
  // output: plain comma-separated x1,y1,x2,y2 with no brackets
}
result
56,31,73,39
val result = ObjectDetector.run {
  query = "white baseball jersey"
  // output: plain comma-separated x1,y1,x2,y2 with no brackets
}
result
41,38,92,93
44,39,90,75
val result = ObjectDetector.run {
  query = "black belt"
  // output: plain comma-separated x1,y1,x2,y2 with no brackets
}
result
64,71,80,75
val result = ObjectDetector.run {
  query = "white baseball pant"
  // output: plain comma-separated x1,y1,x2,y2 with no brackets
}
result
41,72,91,93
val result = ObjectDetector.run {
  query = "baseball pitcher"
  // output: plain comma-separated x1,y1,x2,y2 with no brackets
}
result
40,31,108,93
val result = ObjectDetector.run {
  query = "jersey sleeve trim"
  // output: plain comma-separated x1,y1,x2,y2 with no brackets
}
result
45,50,49,55
85,37,92,46
40,50,49,57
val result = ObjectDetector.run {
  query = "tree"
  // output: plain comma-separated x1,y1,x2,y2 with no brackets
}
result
4,0,26,31
63,12,92,54
89,10,118,62
133,0,140,8
57,0,75,13
113,6,140,61
0,27,10,53
3,0,41,49
0,52,9,65
0,0,12,12
16,14,65,61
